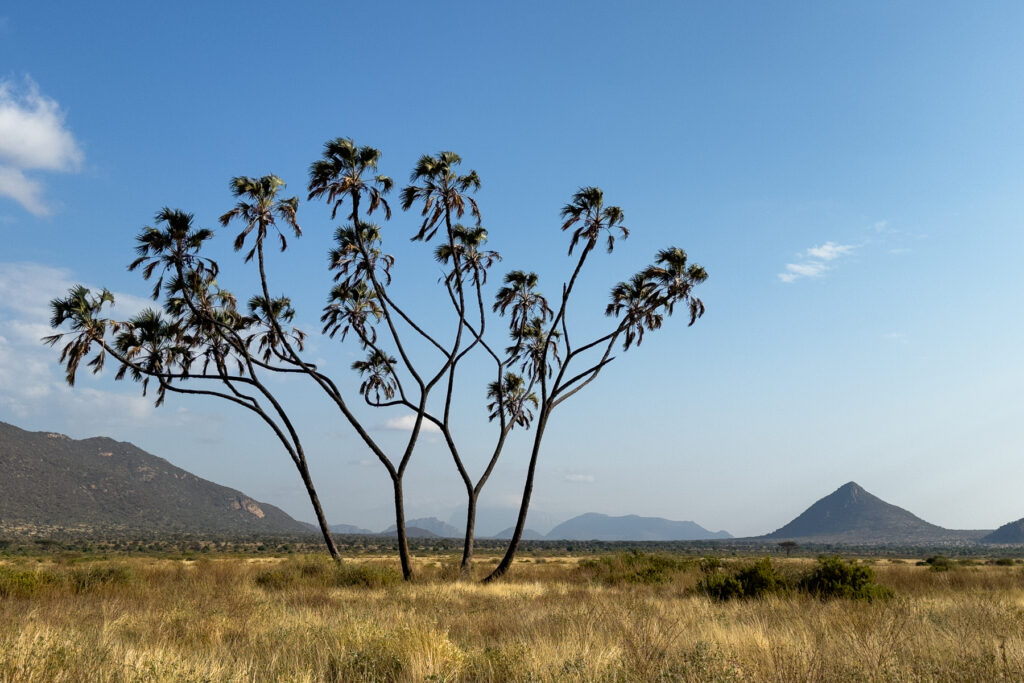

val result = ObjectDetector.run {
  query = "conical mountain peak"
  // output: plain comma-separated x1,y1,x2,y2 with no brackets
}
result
763,481,953,543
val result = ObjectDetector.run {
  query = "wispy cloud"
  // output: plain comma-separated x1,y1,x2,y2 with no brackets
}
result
778,241,857,283
383,414,441,433
805,242,855,261
564,473,595,483
0,77,84,216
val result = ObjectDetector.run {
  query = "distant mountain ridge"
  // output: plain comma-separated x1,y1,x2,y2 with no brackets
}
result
0,422,310,536
545,513,731,541
762,482,989,544
382,517,461,538
980,518,1024,544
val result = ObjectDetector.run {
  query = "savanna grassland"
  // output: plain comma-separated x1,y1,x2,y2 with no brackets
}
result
2,551,1024,682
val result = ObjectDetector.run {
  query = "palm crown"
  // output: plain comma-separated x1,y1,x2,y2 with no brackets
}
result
560,186,628,255
218,175,301,262
400,151,481,242
307,137,393,221
434,224,501,285
128,208,217,300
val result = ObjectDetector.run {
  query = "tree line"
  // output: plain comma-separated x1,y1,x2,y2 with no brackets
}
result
45,138,707,581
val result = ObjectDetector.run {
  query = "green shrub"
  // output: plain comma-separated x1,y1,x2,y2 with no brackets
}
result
921,555,953,572
698,570,745,601
0,567,56,598
576,551,692,585
699,556,722,574
799,556,891,601
698,557,790,600
992,557,1016,566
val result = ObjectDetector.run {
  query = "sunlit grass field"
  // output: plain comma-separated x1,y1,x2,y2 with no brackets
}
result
2,552,1024,681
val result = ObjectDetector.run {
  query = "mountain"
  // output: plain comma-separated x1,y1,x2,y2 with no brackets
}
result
980,518,1024,544
382,517,460,538
492,526,544,540
0,422,310,536
447,506,561,537
762,481,984,543
545,513,731,541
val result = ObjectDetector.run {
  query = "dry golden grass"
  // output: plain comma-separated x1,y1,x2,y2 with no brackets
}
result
2,553,1024,681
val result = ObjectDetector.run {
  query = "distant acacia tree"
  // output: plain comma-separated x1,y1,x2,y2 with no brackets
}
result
778,541,799,557
45,137,707,581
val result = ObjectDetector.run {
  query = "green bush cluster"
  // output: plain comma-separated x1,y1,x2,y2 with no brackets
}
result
699,558,791,600
799,555,891,600
699,556,890,602
918,555,953,572
576,551,693,585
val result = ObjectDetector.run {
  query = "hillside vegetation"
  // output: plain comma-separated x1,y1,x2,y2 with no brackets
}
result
0,422,308,536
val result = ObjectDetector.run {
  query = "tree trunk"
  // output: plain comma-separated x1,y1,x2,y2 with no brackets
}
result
460,491,477,577
483,411,549,582
392,477,414,580
296,461,340,561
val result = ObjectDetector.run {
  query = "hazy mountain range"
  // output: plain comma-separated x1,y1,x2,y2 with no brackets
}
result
6,422,1024,545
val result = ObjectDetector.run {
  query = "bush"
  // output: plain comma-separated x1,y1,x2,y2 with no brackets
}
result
698,570,745,601
576,551,692,585
0,567,56,598
698,558,790,600
992,557,1016,566
920,555,953,572
799,556,891,601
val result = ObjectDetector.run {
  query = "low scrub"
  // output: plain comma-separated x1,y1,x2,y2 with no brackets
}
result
700,556,889,602
799,555,891,601
0,563,132,597
254,558,400,590
699,557,792,600
576,551,692,585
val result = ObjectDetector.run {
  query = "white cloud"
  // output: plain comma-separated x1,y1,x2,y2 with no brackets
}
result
564,473,595,483
0,166,47,216
805,241,854,262
0,77,84,216
778,241,856,283
383,414,441,433
779,262,828,283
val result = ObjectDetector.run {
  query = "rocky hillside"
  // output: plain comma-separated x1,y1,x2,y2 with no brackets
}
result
0,422,311,536
980,518,1024,544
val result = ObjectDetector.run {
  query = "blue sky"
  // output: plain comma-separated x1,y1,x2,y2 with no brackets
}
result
1,2,1022,536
